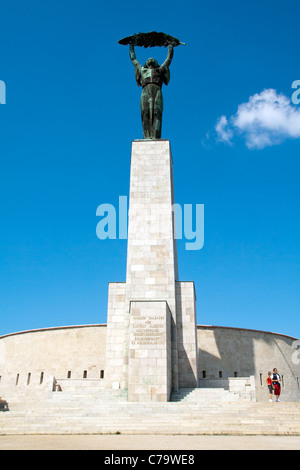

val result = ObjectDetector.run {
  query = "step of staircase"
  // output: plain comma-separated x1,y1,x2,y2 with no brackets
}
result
1,388,300,436
170,387,244,402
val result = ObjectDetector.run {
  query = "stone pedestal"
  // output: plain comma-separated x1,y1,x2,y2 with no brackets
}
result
105,140,198,400
176,282,198,388
126,140,179,397
128,301,171,402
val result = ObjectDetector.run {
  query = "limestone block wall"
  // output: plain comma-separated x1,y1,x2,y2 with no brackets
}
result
176,282,198,388
105,282,128,389
128,300,172,402
0,325,107,400
197,326,300,402
126,140,179,391
0,323,299,402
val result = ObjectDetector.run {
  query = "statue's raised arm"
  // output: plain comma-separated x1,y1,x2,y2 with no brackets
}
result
129,44,142,87
129,43,140,68
161,45,174,70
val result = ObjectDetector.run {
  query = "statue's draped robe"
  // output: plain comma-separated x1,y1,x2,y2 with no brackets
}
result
134,64,170,139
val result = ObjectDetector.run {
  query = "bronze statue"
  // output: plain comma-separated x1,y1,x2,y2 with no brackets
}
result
129,43,173,139
118,32,185,140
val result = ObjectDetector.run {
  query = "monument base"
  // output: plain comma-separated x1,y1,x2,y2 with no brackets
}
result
128,301,171,402
104,140,199,400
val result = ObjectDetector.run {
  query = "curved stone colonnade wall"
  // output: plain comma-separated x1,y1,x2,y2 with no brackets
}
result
0,324,299,402
197,326,300,402
0,325,108,400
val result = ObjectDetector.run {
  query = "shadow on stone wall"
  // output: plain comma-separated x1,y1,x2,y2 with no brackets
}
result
197,326,300,402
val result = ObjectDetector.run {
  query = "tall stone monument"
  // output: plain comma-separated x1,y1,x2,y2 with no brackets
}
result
105,33,198,402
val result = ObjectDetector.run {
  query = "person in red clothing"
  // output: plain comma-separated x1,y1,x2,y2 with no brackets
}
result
271,368,282,402
266,371,273,402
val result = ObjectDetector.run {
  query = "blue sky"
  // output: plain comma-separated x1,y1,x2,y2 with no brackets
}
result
0,0,299,339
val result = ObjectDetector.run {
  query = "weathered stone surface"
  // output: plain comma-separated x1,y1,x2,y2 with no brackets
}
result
104,140,199,399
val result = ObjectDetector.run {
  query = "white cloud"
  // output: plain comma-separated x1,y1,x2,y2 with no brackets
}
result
215,115,233,145
215,88,300,149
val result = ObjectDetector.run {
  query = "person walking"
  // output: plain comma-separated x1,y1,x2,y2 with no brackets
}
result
266,371,273,402
271,368,281,402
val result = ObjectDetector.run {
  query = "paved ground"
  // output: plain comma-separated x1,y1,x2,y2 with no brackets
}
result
0,434,300,450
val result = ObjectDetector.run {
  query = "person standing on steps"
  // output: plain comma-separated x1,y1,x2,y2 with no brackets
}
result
271,368,282,402
266,371,273,402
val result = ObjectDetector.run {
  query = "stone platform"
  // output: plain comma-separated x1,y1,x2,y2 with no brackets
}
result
1,387,300,436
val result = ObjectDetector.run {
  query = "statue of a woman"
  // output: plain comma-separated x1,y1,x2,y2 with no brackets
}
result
129,43,174,139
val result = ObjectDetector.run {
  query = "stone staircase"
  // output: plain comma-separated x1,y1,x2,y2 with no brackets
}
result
1,387,300,436
170,387,245,402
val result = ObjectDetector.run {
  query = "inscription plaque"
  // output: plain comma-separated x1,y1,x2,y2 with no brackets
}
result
128,301,172,401
131,314,165,345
